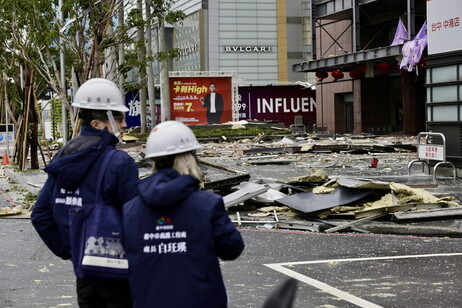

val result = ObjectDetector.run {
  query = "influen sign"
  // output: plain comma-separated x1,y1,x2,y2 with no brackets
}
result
238,85,316,127
225,46,272,53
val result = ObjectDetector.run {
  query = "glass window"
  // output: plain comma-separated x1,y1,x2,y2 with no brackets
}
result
219,24,237,31
237,24,258,32
257,10,277,17
219,10,237,17
432,105,458,121
431,65,458,83
236,3,257,10
432,85,458,102
220,17,238,24
344,93,353,103
427,106,432,121
257,24,277,31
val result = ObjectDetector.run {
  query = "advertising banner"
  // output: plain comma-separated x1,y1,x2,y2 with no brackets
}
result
169,77,233,125
427,0,462,55
238,85,316,127
0,124,14,151
125,91,155,128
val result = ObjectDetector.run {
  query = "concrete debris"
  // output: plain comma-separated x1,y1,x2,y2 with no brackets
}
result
251,189,287,204
231,123,246,130
223,182,269,209
390,182,459,206
5,129,462,237
312,178,339,194
289,168,329,183
0,206,22,216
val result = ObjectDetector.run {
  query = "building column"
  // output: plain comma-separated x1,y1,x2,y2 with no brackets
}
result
353,78,362,133
402,72,425,134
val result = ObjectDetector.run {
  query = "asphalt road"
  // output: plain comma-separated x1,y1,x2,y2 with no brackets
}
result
1,219,462,308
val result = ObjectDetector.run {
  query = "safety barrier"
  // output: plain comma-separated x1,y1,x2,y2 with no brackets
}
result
408,132,456,180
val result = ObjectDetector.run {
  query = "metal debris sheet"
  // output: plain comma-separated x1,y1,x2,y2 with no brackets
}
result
275,186,376,214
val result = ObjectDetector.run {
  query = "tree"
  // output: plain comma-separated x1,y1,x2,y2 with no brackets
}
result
0,0,186,168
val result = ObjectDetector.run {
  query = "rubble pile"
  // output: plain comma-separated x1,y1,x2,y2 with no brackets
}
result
3,124,461,236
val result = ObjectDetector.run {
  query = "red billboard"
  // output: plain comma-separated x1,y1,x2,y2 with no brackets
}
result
169,77,233,125
238,85,316,127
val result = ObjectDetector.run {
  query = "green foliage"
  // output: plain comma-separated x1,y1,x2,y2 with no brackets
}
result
191,126,286,138
24,192,38,203
126,126,286,141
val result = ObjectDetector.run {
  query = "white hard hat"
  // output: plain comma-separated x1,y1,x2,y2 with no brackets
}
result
72,78,129,112
145,121,203,159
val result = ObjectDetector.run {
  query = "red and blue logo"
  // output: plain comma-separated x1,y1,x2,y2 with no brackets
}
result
156,216,172,225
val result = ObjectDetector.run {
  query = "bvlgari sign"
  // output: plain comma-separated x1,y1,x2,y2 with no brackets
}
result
225,46,272,53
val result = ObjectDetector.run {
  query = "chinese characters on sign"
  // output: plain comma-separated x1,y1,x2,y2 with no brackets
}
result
431,17,460,32
418,145,444,161
427,0,462,55
169,77,233,125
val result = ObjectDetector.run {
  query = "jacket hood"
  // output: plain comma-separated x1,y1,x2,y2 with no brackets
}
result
138,168,199,208
44,126,118,190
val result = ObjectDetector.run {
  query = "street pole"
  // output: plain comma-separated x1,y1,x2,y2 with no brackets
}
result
159,19,170,122
146,0,157,128
59,0,67,144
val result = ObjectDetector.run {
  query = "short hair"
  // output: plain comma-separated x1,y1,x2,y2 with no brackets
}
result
78,109,124,126
209,82,216,87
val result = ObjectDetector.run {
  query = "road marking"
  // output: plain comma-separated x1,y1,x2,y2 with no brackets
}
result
264,253,462,308
265,263,383,308
265,252,462,266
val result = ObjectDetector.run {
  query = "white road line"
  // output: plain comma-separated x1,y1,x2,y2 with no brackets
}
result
264,253,462,308
265,263,384,308
265,252,462,267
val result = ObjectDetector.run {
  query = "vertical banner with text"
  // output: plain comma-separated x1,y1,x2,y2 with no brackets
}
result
169,77,233,125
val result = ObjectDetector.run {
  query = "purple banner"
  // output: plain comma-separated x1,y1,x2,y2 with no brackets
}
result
238,85,316,127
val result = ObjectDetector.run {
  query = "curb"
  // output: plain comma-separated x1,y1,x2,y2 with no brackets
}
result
4,168,46,196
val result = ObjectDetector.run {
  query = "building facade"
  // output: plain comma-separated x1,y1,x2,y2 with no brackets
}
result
293,0,427,135
171,0,312,84
425,0,462,160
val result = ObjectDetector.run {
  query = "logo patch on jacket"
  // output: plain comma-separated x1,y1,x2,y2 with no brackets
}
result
142,216,188,254
55,188,83,207
156,216,172,226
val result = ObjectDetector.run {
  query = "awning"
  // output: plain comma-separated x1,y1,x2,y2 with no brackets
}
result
293,45,403,73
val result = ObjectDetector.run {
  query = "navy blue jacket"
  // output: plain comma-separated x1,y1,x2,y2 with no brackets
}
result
123,168,244,308
31,126,139,261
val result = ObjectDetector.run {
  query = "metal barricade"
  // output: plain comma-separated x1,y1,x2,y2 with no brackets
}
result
408,132,456,180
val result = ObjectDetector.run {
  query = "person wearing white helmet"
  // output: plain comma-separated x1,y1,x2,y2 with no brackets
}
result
31,78,139,308
122,120,244,308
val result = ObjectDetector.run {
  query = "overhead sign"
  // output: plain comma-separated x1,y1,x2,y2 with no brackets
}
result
238,86,316,127
427,0,462,54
